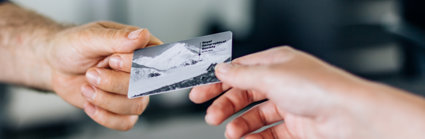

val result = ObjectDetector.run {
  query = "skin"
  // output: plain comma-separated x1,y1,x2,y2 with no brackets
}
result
0,2,162,130
190,46,425,139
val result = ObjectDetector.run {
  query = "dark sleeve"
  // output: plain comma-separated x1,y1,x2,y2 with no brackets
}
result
0,0,6,3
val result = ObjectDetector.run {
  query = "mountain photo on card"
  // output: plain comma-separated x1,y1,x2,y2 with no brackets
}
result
128,31,232,98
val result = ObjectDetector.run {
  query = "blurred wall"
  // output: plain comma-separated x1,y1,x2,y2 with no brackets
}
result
13,0,253,42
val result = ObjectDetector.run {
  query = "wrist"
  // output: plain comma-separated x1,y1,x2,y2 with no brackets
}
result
16,24,69,91
0,3,72,90
35,24,72,90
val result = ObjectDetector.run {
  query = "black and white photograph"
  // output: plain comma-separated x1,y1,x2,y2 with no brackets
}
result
128,31,232,98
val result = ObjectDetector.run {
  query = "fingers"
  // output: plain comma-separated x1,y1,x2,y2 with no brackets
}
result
98,22,162,48
81,84,149,115
109,53,133,72
94,21,163,53
232,46,296,65
205,88,266,126
102,28,151,53
190,46,297,104
214,63,271,93
86,68,129,95
225,101,283,139
51,73,88,108
189,83,230,104
83,66,148,131
83,102,139,131
79,22,151,57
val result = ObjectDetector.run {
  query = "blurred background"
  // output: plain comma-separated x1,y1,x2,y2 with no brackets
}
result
1,0,425,138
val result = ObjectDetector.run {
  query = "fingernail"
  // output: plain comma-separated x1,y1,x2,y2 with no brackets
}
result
84,103,97,116
110,55,122,69
128,28,144,40
205,114,214,125
86,70,100,85
215,63,232,73
81,85,96,101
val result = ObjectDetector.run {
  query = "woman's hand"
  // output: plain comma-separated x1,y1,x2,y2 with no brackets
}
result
190,46,425,138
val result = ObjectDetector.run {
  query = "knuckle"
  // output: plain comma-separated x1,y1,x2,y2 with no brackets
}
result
232,58,242,64
91,93,104,107
262,66,276,77
122,117,137,131
108,32,123,51
269,46,296,62
95,112,107,126
94,21,112,27
243,90,255,104
99,72,112,87
279,45,295,51
132,99,146,115
85,21,99,27
223,96,236,114
274,46,295,56
231,65,244,74
121,123,133,131
77,30,94,46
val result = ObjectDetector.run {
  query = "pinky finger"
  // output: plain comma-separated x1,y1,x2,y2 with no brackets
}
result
84,102,139,131
243,123,293,139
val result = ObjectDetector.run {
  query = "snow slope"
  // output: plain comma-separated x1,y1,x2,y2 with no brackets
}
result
129,40,232,97
133,43,201,71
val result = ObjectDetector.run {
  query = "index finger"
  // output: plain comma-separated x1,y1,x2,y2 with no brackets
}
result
189,83,230,104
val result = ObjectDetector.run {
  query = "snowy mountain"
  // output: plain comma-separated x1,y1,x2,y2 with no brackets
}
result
130,65,164,81
133,43,202,71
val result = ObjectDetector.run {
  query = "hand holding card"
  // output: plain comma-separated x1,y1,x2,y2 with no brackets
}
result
46,21,161,130
128,31,233,98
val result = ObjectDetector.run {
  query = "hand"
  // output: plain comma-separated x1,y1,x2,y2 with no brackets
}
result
45,21,162,130
190,46,425,138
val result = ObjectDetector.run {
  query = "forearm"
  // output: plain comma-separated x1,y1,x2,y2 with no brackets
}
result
0,2,65,90
345,80,425,138
371,83,425,138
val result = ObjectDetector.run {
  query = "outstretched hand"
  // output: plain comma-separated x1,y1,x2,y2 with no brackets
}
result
190,46,425,138
46,21,162,130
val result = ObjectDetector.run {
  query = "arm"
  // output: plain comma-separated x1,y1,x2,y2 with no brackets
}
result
0,2,64,90
190,46,425,138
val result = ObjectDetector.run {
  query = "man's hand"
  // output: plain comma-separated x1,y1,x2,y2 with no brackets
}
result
46,21,162,130
190,46,425,138
0,3,162,131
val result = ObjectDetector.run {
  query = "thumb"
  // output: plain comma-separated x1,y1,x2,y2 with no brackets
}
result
93,28,151,55
215,63,271,92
